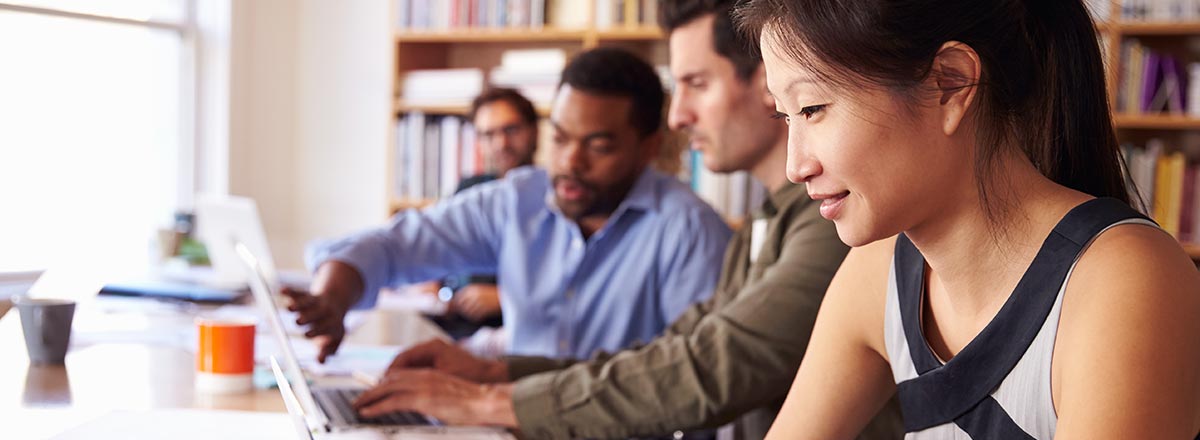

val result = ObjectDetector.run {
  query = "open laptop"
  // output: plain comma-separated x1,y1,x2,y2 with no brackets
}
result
235,242,436,433
97,195,273,304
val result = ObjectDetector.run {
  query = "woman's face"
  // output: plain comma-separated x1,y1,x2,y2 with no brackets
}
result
760,31,973,247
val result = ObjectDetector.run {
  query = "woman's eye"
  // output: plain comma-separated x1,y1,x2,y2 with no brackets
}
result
799,104,827,120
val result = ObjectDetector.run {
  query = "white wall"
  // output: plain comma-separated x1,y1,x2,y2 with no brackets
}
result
229,0,391,270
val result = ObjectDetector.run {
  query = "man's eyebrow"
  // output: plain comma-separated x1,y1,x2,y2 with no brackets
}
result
549,120,614,143
676,70,707,83
581,131,616,143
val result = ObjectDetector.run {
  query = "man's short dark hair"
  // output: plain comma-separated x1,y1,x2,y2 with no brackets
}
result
659,0,762,81
468,88,538,127
559,47,664,137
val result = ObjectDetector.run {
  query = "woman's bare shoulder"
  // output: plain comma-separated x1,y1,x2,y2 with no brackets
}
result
1053,222,1200,437
824,235,899,357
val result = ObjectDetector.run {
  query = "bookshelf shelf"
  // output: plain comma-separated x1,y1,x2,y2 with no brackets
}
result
1113,114,1200,130
1184,243,1200,260
594,26,665,41
395,28,588,43
394,27,666,45
390,198,435,213
395,99,552,117
395,101,469,116
1116,21,1200,36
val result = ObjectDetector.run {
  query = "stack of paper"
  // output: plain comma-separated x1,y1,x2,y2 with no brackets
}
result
489,49,566,107
401,68,484,107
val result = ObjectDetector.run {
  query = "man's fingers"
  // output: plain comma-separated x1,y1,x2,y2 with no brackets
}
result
295,307,331,327
387,339,450,370
315,332,344,364
305,319,342,339
354,375,421,409
282,289,318,312
358,394,418,418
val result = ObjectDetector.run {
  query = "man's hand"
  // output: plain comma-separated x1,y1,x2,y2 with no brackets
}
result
388,339,508,383
352,369,517,428
282,261,364,363
449,284,503,322
281,287,348,363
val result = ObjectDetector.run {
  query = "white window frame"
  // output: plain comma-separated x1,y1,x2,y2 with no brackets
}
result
0,0,231,209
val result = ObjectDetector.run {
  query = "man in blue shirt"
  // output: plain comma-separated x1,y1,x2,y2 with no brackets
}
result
285,47,732,363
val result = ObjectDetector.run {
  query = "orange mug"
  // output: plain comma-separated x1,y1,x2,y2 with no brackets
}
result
195,318,255,393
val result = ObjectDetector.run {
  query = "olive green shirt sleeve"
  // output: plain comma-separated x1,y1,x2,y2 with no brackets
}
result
510,199,850,439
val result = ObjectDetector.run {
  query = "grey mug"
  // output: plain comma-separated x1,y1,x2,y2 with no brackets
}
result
13,297,76,365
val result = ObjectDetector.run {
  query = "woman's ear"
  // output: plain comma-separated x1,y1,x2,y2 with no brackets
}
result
931,41,981,136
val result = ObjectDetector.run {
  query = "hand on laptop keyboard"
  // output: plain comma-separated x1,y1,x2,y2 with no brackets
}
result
352,369,518,428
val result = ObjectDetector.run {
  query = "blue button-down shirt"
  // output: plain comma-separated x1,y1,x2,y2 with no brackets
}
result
307,167,732,359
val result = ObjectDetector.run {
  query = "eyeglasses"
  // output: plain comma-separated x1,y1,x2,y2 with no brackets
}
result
476,123,529,144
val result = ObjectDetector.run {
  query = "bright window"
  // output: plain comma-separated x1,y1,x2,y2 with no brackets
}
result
0,1,192,272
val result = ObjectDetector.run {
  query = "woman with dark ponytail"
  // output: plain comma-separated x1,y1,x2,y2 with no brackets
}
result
735,0,1200,438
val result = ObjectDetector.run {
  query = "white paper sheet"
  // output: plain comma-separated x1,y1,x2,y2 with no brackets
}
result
48,409,294,439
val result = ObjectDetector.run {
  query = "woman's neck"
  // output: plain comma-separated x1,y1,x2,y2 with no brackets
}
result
905,155,1092,319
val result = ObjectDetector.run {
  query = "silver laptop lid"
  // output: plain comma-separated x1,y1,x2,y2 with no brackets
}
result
235,242,331,429
271,356,317,440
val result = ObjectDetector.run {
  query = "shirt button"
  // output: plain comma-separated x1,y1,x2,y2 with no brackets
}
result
673,431,684,439
558,340,569,351
572,238,583,250
564,289,575,300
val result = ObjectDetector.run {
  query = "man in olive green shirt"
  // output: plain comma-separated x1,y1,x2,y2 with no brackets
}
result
351,2,903,438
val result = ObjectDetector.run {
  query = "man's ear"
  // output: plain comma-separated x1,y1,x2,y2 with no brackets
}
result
751,64,775,111
640,130,663,166
930,41,981,136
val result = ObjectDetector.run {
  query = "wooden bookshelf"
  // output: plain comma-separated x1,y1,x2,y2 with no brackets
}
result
389,2,673,219
1101,4,1200,261
1113,114,1200,130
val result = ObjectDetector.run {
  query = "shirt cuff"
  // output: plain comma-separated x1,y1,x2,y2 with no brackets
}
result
304,238,380,309
512,372,572,440
505,356,575,380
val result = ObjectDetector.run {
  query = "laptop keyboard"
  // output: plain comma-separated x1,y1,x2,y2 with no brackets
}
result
313,387,433,427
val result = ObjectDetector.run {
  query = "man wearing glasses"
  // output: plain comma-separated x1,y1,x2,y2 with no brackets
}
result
458,88,539,192
431,89,541,339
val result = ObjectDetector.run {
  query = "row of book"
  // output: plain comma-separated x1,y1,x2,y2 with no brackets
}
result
593,0,661,29
394,113,489,201
1118,0,1200,20
1116,39,1200,116
681,150,766,221
1123,140,1200,241
394,0,662,30
396,0,545,30
394,111,763,221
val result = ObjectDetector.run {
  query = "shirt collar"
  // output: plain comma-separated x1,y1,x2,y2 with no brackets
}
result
756,182,807,219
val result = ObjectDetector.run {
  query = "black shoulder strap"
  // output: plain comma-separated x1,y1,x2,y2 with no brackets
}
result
894,198,1151,436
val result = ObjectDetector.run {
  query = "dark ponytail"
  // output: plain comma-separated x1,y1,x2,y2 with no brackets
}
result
735,0,1130,216
1018,0,1129,205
